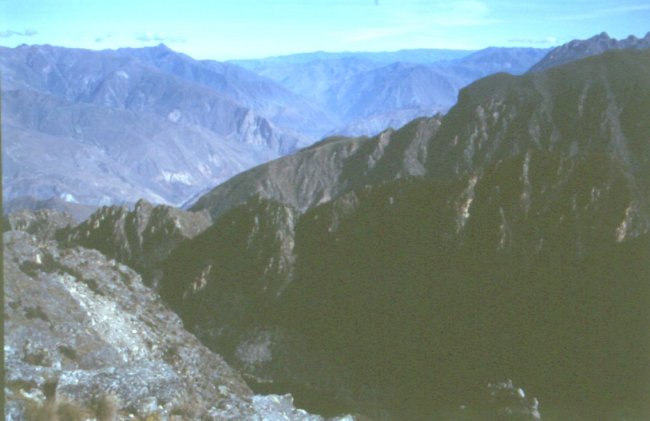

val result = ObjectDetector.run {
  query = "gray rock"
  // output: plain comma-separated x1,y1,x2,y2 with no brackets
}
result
4,230,355,420
3,230,253,419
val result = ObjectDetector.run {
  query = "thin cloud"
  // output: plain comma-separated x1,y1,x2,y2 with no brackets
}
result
342,26,417,43
554,4,650,21
135,33,185,43
94,33,113,43
339,0,499,45
0,29,38,38
433,0,500,27
508,36,558,45
402,1,500,28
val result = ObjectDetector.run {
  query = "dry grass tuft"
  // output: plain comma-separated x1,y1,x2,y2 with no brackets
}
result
96,393,119,421
24,398,87,421
56,399,87,421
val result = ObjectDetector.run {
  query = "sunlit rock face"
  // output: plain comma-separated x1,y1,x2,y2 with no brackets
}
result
58,199,212,287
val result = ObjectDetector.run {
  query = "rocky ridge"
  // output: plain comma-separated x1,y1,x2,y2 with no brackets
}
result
57,199,213,287
190,116,441,219
528,31,650,72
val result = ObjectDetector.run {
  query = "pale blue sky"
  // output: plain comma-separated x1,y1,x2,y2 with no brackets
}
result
1,0,648,59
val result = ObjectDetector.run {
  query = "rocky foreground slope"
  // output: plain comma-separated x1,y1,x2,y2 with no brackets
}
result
3,224,358,421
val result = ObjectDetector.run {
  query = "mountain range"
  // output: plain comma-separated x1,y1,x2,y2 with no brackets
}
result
3,43,550,208
4,33,647,210
529,31,650,72
234,47,549,136
4,32,650,420
172,48,650,420
26,45,650,420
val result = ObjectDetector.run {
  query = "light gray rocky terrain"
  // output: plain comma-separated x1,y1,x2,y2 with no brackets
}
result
3,224,358,421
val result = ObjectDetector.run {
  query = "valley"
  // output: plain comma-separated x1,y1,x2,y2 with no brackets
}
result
4,30,650,421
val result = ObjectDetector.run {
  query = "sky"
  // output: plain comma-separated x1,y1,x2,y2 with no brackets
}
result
0,0,649,60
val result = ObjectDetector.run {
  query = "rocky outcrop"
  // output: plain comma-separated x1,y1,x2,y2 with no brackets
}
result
4,230,254,419
59,200,212,286
3,196,97,223
4,208,75,240
4,230,356,420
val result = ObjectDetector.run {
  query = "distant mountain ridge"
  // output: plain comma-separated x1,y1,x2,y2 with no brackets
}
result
236,47,549,136
115,44,338,139
1,44,321,206
529,31,650,72
2,43,552,208
194,47,650,225
190,117,440,219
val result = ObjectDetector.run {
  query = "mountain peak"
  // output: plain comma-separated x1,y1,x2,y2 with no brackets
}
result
593,31,611,40
154,42,171,51
528,31,650,72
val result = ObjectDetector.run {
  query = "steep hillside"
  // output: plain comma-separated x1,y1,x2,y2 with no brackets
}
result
190,116,441,218
4,229,254,420
4,217,359,421
162,49,650,420
428,49,650,220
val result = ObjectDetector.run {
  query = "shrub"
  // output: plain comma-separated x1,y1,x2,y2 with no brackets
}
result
96,394,119,421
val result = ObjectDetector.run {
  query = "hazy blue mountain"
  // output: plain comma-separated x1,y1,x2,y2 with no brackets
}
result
1,44,316,206
115,44,338,138
528,31,650,72
188,48,552,217
2,86,267,206
234,56,380,113
236,47,549,136
158,49,650,419
233,48,474,67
